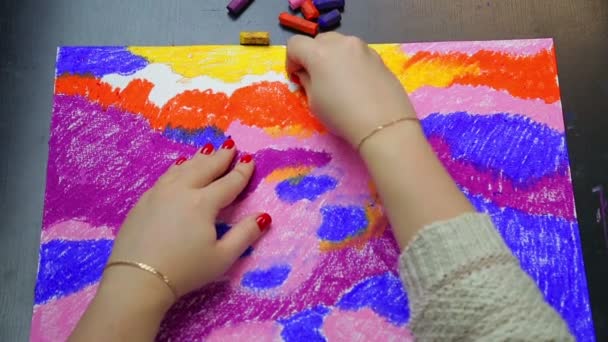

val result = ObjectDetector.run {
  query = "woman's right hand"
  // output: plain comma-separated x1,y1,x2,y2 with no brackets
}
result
286,32,417,147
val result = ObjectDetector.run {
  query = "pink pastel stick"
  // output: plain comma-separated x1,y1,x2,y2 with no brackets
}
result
289,0,306,10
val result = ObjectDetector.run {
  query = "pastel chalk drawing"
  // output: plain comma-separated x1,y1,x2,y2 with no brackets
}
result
32,40,594,341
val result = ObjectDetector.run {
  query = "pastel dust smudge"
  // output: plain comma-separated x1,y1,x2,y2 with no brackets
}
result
33,40,593,342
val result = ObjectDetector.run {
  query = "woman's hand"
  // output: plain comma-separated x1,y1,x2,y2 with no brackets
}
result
287,33,474,250
110,139,271,297
70,139,271,341
287,32,417,147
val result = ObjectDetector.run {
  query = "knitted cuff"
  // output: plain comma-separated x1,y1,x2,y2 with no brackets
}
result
398,213,515,311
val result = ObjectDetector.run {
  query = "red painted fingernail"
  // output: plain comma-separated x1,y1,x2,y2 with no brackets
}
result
175,156,187,165
239,154,253,163
256,213,272,232
222,138,235,149
201,143,214,155
291,73,301,85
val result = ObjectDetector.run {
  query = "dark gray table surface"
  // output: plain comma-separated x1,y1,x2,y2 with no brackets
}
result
1,0,607,340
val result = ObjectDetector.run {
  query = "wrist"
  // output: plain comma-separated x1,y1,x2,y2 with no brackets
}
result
358,118,425,162
69,264,175,341
96,265,176,316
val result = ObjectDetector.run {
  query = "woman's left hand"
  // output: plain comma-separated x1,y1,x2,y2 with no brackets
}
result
70,138,271,341
109,138,272,299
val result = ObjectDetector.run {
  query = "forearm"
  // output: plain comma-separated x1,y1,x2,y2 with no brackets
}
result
69,267,174,342
360,121,474,249
399,213,573,340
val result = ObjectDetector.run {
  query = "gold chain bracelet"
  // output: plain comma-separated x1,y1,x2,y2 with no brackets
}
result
105,260,179,300
357,117,419,151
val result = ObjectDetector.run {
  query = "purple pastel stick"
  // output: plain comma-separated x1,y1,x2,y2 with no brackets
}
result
313,0,344,11
318,9,342,30
227,0,252,15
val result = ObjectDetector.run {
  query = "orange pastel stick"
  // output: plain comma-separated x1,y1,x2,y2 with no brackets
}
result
301,0,320,20
279,12,319,36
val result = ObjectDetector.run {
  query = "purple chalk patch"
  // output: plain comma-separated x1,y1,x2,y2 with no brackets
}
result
318,9,342,30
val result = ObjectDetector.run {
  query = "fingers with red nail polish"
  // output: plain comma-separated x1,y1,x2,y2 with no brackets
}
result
222,138,235,149
218,212,272,261
239,154,253,163
175,156,188,165
201,143,214,155
256,213,272,232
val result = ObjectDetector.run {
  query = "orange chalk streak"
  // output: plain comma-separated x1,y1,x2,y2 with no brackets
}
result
55,75,324,134
265,167,313,183
227,82,324,132
159,90,229,130
404,49,559,103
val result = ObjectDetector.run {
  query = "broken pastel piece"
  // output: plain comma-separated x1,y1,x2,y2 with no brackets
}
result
301,0,320,20
313,0,344,11
227,0,252,15
240,31,270,45
318,9,342,30
289,0,306,10
279,12,319,36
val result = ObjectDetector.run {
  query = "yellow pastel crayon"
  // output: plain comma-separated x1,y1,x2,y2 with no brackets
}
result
240,31,271,46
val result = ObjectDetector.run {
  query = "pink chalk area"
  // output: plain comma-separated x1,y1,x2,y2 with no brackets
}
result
410,85,564,132
221,180,325,293
227,122,372,198
206,320,282,341
323,308,414,342
222,123,377,293
30,285,98,342
41,220,114,243
401,38,553,56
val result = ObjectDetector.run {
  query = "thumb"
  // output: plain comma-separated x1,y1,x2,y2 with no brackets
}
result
292,70,312,91
217,213,272,261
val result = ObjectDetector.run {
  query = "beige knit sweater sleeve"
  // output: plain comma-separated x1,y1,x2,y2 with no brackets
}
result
399,213,574,341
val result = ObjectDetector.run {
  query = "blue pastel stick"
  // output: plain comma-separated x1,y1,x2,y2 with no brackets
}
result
313,0,344,11
318,9,342,30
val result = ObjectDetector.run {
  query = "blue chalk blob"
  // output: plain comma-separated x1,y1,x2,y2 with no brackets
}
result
242,265,291,290
467,195,593,341
421,112,568,183
316,205,368,242
215,223,253,258
279,306,330,342
337,272,409,325
56,47,148,77
276,175,338,203
163,126,227,149
35,239,113,304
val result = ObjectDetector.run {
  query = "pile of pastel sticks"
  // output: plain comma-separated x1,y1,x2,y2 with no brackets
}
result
227,0,345,42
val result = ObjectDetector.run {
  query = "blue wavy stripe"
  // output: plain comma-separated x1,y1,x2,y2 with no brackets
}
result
421,112,568,183
35,239,113,305
56,47,148,77
163,126,228,149
468,195,593,341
